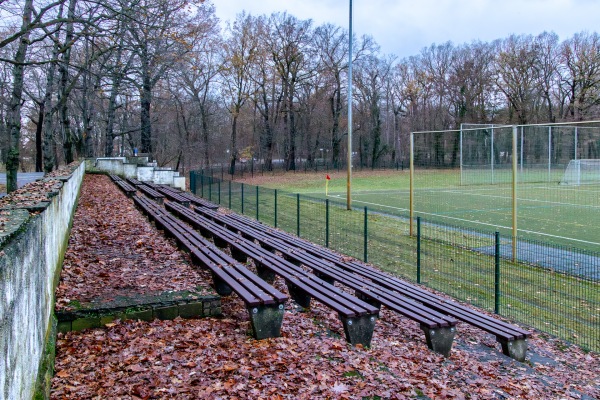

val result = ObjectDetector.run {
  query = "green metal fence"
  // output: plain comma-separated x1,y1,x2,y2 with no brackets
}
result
191,171,600,352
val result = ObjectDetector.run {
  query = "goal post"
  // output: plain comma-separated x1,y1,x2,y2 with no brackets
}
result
560,159,600,185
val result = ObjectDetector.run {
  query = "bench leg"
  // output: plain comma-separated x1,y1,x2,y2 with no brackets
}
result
247,303,286,340
339,314,378,347
313,271,335,285
355,292,382,310
255,264,276,284
287,283,312,309
211,273,233,296
420,324,456,357
229,247,248,263
497,338,528,362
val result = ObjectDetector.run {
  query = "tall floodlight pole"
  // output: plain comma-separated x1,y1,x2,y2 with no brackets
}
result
347,0,353,210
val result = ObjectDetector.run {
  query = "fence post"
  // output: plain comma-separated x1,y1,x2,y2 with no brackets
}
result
241,183,245,214
364,207,368,262
208,177,212,201
296,193,300,237
325,199,330,248
256,186,259,221
274,189,278,228
228,180,231,209
495,231,500,314
200,174,204,198
417,216,421,284
190,171,196,195
218,180,221,205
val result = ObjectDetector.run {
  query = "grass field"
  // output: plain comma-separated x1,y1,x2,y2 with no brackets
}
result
241,169,600,251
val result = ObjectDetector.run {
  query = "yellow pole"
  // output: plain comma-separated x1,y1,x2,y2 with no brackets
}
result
410,133,415,237
512,125,518,262
346,0,353,210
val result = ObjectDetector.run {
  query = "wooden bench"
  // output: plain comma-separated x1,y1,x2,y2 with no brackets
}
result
136,184,165,205
199,208,531,361
154,185,191,207
193,207,458,356
126,178,144,187
177,192,219,210
132,195,288,339
109,175,136,197
165,201,380,348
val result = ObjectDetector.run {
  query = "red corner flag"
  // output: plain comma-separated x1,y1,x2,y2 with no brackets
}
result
326,174,331,180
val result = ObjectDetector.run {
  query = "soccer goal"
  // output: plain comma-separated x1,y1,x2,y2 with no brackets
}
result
559,159,600,185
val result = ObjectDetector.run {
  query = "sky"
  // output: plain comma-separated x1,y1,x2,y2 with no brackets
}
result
212,0,599,58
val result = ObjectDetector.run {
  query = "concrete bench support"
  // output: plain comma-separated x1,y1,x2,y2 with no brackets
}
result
498,338,528,362
287,283,312,309
340,314,378,347
255,264,276,284
420,324,456,357
247,303,285,339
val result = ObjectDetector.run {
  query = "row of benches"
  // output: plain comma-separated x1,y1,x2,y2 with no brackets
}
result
191,205,530,361
132,195,288,339
109,175,529,360
165,200,380,347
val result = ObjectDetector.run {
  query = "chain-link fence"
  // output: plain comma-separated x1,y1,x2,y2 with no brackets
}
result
410,121,600,251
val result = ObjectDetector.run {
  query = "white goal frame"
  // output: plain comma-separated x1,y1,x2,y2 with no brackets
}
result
559,159,600,185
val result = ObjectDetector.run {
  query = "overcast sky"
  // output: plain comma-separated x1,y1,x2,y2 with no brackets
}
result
212,0,599,58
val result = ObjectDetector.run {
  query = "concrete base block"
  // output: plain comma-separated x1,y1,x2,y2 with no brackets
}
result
212,273,233,296
421,324,456,357
123,163,138,179
255,264,276,284
125,309,153,321
287,283,311,309
72,317,101,331
178,301,203,318
173,176,186,190
313,271,335,285
339,313,378,347
153,305,179,320
355,292,382,310
247,303,286,339
498,337,528,362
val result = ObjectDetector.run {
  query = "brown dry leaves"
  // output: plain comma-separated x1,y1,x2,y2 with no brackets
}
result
54,174,211,310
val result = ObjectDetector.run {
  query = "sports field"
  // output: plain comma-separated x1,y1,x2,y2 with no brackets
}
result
248,169,600,251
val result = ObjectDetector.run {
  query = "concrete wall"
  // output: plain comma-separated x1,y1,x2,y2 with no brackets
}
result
0,162,84,400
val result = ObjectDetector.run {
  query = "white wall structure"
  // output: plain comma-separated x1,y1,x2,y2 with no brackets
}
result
92,157,186,189
0,162,85,400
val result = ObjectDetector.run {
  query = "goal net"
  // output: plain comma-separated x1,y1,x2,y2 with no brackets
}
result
559,159,600,185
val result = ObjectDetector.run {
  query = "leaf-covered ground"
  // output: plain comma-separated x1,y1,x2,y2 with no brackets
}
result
52,174,599,399
54,174,213,311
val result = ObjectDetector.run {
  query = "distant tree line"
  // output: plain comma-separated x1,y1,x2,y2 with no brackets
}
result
1,0,599,191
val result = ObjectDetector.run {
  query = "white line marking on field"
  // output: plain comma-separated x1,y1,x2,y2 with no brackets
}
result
432,189,600,209
348,198,600,247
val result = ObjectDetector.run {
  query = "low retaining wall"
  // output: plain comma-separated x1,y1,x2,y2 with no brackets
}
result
0,162,84,400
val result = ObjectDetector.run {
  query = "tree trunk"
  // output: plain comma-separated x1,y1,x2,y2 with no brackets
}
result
6,0,33,193
35,102,44,172
59,0,78,164
140,53,153,154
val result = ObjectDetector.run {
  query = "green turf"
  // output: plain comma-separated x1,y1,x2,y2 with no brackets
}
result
254,169,600,251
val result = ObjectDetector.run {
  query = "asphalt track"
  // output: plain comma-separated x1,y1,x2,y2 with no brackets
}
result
0,172,45,197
